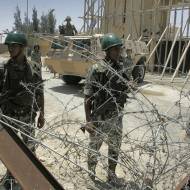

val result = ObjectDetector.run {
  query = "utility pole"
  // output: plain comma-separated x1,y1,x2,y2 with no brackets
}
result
26,0,29,56
27,0,29,36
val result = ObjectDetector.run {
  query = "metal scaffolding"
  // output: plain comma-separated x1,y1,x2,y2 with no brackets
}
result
80,0,105,34
81,0,190,81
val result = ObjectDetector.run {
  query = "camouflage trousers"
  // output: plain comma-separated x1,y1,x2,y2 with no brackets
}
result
3,114,36,152
88,114,123,174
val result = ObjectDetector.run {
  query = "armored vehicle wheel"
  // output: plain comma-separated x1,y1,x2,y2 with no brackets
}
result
62,75,82,85
132,63,145,83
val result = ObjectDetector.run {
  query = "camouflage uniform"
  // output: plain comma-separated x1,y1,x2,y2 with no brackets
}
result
0,32,44,189
1,56,43,152
59,23,78,36
84,59,128,174
122,56,134,80
31,50,42,66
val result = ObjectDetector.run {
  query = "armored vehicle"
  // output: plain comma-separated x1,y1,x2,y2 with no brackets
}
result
44,34,104,84
44,35,149,84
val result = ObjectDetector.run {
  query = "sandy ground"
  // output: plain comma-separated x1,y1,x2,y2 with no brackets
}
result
40,69,190,189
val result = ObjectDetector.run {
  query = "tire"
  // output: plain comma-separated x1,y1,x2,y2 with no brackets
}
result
132,63,145,83
62,75,82,85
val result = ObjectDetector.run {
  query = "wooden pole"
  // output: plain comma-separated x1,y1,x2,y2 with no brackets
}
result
126,34,131,40
145,26,168,65
171,39,190,82
146,38,153,47
138,35,143,41
0,124,64,190
160,27,180,79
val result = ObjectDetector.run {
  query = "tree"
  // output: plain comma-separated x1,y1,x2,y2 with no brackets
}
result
40,13,48,33
22,12,33,34
32,7,39,32
22,12,28,33
13,6,22,32
47,9,56,34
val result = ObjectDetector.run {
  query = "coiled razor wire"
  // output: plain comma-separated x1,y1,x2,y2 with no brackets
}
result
0,35,190,189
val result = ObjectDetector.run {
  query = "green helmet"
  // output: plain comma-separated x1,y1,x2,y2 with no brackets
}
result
101,33,123,51
65,16,71,21
4,33,27,46
33,44,40,49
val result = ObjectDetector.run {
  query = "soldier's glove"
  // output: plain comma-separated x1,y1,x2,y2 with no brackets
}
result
37,112,45,128
85,122,96,135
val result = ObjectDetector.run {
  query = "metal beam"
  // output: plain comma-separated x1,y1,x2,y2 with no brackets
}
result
160,27,180,79
0,123,64,190
171,39,190,82
145,26,168,65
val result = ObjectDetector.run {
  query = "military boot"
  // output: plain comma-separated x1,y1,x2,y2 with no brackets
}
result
0,172,22,190
107,172,126,188
88,165,96,181
0,172,13,190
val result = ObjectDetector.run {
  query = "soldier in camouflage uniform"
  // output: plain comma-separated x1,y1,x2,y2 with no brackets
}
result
31,44,42,66
84,33,129,185
59,16,78,36
120,47,134,81
0,33,44,189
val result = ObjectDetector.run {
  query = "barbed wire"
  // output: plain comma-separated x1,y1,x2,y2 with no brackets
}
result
1,38,190,189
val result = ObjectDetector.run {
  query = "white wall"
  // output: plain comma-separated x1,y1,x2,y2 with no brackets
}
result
0,34,7,44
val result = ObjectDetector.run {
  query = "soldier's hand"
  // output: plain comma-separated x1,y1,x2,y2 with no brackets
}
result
37,112,45,128
128,81,138,91
85,122,96,135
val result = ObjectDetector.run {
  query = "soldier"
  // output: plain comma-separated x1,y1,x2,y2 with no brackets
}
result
84,33,129,186
59,16,78,36
31,44,42,66
0,33,44,189
122,46,146,84
121,47,134,81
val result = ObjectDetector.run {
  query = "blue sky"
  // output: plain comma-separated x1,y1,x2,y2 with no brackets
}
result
0,0,84,33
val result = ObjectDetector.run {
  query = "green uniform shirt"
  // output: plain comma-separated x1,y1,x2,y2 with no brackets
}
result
31,51,42,65
122,56,133,80
63,23,78,36
84,61,107,97
1,56,43,115
84,59,129,118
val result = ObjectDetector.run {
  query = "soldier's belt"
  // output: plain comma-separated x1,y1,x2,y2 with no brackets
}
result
9,107,32,117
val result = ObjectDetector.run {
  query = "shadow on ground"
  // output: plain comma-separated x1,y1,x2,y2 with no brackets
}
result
49,80,149,99
87,179,140,190
49,82,84,98
138,80,150,87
